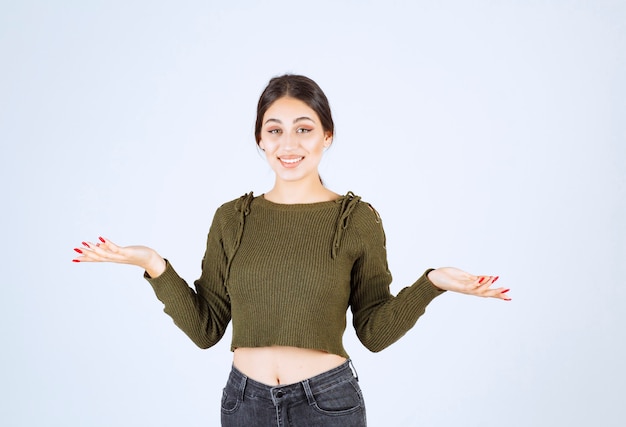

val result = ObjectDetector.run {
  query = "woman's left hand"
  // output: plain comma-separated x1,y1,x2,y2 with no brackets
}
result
427,267,511,301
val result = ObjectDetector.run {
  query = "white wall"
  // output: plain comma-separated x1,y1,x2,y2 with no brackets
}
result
2,1,624,426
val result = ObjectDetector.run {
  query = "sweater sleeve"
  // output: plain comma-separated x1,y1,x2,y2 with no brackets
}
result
144,208,231,349
349,206,445,352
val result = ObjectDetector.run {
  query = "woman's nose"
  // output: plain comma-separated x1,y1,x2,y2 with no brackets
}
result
282,133,298,150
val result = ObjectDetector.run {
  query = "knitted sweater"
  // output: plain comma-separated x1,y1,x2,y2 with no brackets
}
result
145,192,444,358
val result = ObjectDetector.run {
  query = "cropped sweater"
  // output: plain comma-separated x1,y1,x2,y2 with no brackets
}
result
145,192,444,359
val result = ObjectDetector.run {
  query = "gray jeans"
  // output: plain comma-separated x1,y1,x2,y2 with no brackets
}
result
220,360,367,426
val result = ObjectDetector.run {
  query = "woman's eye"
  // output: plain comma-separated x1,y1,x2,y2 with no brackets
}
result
267,129,281,135
297,128,312,134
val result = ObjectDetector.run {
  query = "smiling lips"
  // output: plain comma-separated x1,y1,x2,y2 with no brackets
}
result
279,156,304,168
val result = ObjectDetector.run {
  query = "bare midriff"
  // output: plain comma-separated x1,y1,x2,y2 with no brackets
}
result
233,346,347,386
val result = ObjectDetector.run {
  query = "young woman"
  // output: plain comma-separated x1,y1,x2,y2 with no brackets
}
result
73,74,511,427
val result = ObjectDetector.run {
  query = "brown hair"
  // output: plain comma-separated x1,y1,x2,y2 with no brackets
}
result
255,74,334,145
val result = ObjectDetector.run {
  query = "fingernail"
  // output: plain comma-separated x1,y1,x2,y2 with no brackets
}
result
72,259,80,263
74,248,83,254
478,277,484,284
99,237,105,243
492,276,500,284
501,288,510,294
82,241,90,248
504,298,512,301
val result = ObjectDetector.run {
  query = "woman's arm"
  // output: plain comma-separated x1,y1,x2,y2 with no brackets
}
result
72,207,233,349
349,205,510,352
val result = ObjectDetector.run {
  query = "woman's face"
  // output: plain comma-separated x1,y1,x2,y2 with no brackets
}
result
259,96,332,185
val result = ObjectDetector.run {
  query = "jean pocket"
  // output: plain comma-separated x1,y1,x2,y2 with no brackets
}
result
311,378,364,416
220,388,241,414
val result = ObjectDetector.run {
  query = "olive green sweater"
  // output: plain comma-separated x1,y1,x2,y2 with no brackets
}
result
145,192,444,358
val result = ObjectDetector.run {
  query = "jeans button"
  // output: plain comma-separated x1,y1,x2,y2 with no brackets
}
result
275,390,284,398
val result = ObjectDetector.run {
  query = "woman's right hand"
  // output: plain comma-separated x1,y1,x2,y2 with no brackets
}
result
72,237,167,278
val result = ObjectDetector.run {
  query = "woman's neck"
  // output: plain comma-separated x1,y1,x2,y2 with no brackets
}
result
264,180,339,204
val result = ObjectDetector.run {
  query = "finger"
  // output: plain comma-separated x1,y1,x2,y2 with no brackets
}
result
72,246,93,263
484,287,512,300
89,237,116,253
486,276,510,300
97,236,113,249
100,237,127,255
72,251,100,262
476,276,491,285
474,276,494,291
72,245,108,262
475,276,502,291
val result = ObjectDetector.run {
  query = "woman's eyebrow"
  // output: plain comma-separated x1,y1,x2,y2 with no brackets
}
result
264,116,316,125
294,116,315,124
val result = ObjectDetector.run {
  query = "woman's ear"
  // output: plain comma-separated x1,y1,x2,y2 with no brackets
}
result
258,140,265,151
323,132,333,148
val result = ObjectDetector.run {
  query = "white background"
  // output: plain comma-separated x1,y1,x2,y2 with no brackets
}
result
1,1,624,426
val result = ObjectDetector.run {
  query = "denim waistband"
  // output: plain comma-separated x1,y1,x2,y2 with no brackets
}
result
226,360,357,406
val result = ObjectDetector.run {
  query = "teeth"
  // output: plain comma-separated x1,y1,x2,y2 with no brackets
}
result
281,157,303,164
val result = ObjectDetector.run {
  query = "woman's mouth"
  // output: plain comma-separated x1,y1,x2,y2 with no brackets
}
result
279,156,304,168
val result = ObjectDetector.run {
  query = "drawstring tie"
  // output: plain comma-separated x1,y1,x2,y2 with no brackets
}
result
225,192,254,283
332,191,361,259
233,192,254,254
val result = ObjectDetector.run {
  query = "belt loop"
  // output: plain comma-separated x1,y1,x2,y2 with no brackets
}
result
348,359,359,381
301,379,315,406
238,372,248,402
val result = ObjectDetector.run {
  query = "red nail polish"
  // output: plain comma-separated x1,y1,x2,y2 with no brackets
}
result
74,248,83,254
493,276,500,284
72,259,80,263
478,277,484,284
99,237,105,243
82,241,90,248
501,288,510,294
504,298,511,301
